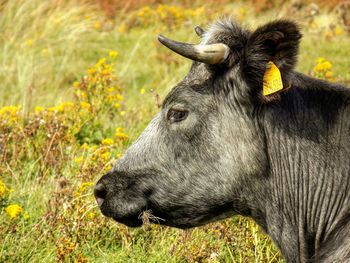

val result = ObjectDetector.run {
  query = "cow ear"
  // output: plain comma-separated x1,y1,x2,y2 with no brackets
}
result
242,20,302,99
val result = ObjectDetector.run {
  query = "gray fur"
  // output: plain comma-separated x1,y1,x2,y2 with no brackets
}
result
95,19,350,262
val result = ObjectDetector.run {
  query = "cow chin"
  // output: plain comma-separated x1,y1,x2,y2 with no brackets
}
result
135,204,233,230
101,198,232,230
99,198,146,228
103,202,203,229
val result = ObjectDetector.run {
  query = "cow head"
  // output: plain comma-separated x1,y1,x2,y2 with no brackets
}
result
95,19,301,228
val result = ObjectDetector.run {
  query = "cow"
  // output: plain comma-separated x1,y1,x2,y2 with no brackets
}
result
94,19,350,262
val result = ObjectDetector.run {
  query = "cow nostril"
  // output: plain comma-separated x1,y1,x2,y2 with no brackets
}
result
94,183,107,207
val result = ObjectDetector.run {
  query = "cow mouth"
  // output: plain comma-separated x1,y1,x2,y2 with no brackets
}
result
111,208,167,228
98,207,144,227
97,200,145,228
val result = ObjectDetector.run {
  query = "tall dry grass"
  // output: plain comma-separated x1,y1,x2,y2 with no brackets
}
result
0,0,102,108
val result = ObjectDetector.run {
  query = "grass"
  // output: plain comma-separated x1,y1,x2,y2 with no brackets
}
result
0,0,349,262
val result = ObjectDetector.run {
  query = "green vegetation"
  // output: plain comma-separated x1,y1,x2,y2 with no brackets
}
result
0,0,349,262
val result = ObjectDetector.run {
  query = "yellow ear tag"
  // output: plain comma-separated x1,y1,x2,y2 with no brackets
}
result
263,61,283,96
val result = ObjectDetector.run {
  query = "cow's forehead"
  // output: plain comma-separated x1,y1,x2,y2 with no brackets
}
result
162,59,220,107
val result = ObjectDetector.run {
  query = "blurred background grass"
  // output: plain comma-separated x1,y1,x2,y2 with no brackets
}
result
0,0,349,262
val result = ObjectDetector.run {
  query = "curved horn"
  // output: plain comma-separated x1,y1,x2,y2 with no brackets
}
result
158,35,230,65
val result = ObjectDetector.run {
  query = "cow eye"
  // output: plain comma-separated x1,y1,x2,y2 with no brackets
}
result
167,109,188,123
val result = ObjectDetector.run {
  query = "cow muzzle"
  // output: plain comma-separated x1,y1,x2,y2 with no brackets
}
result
94,171,147,227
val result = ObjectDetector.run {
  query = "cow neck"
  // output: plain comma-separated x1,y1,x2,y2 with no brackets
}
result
261,85,350,262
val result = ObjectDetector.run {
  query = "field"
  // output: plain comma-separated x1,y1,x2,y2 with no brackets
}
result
0,0,349,262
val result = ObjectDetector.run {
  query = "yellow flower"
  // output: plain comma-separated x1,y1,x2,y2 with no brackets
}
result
57,102,74,112
80,182,94,189
117,24,126,33
107,95,115,102
315,63,324,72
116,94,123,101
102,69,111,76
73,81,80,88
325,71,333,79
0,179,7,197
104,164,112,172
25,39,33,47
74,156,84,164
57,105,65,112
107,87,115,93
119,111,126,117
109,50,118,59
87,212,96,219
239,7,247,16
79,92,87,100
48,107,57,112
41,48,48,55
95,58,106,68
74,182,94,196
87,67,97,75
0,106,20,117
35,106,45,114
80,143,90,150
138,6,152,17
80,101,90,110
314,58,332,73
100,152,111,161
5,204,23,219
140,88,146,95
334,26,344,36
90,145,98,151
115,127,128,141
101,138,114,146
114,103,121,109
0,106,21,124
322,61,332,70
93,21,101,30
23,212,30,220
316,57,325,64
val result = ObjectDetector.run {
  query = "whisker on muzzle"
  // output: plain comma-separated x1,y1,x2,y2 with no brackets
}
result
139,210,165,231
